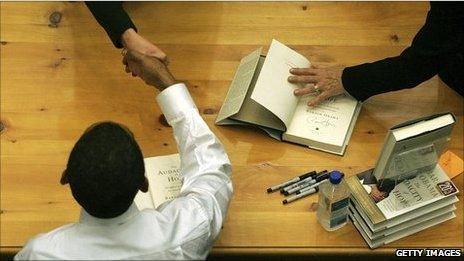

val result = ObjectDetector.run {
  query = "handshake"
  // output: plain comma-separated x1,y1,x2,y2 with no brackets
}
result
122,49,177,92
123,48,346,107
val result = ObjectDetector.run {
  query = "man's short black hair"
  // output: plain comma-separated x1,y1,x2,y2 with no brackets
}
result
66,121,145,218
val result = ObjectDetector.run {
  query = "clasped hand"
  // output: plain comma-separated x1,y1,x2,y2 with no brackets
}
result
122,49,176,91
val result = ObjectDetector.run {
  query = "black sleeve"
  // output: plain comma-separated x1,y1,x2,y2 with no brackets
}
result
85,2,137,48
342,2,464,102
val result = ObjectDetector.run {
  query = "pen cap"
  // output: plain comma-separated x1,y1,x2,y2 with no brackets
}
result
316,172,330,182
329,171,344,184
302,171,317,179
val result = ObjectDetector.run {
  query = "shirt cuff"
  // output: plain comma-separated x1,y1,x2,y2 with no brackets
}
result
156,83,197,124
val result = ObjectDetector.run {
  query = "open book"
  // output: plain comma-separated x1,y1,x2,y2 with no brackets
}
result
134,154,182,210
216,39,362,155
373,113,455,180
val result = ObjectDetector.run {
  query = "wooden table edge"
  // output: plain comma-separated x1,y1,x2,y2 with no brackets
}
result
3,246,464,256
210,246,394,255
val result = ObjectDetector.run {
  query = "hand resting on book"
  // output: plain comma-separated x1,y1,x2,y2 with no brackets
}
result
288,65,346,107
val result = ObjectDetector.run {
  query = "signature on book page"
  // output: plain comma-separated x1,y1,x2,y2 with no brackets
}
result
306,116,336,128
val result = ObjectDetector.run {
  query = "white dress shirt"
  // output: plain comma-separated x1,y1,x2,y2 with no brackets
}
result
15,83,233,260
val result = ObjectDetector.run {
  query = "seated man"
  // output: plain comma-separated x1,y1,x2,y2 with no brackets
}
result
15,51,233,260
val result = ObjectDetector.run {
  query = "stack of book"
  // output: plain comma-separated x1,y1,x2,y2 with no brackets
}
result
346,113,460,248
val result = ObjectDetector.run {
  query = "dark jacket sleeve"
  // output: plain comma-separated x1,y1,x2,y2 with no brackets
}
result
342,2,464,101
85,2,137,48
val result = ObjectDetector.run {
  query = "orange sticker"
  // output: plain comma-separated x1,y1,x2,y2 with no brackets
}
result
439,151,464,179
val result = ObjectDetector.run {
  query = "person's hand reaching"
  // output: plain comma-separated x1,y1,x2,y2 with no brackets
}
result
288,65,346,107
123,49,176,91
121,28,168,65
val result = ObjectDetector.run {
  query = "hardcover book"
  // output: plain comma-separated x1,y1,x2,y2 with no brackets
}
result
346,113,460,249
349,203,456,241
372,113,455,181
346,165,458,227
134,154,181,210
350,209,456,249
216,39,362,155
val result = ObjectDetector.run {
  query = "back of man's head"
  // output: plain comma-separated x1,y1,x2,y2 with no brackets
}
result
66,122,145,218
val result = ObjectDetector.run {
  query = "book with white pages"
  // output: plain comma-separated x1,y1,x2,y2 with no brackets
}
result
350,210,456,249
134,154,182,210
350,189,458,232
216,39,362,155
373,113,455,180
346,165,459,229
349,203,456,240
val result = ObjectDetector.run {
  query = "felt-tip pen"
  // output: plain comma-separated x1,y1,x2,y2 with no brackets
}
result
296,173,331,194
282,187,319,204
283,170,328,195
279,171,317,194
283,179,316,195
266,171,316,193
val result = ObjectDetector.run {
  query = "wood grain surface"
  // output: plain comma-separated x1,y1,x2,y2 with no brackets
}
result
1,1,462,256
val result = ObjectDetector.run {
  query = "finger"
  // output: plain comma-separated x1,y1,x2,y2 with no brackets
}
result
288,75,318,83
121,48,127,56
126,49,145,63
122,54,128,66
163,56,170,66
294,84,317,96
308,91,332,107
289,68,317,75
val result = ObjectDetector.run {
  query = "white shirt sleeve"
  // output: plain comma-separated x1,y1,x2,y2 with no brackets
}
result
155,83,233,258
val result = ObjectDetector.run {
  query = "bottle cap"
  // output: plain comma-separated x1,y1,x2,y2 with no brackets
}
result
329,171,343,184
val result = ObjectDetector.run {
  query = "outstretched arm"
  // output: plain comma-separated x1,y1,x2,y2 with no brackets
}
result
289,2,463,105
85,2,137,48
86,2,168,63
342,2,463,101
124,50,233,259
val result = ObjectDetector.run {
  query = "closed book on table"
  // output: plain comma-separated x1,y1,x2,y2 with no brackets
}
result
134,154,181,210
347,165,459,231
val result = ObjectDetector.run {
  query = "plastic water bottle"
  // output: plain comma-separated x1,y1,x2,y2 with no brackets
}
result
317,171,350,231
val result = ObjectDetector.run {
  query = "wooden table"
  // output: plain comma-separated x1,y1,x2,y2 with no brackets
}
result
1,2,463,258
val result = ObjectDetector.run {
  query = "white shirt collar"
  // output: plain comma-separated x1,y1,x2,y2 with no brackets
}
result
79,202,140,226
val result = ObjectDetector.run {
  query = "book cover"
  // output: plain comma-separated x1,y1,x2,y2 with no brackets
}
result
346,165,459,225
373,113,455,181
134,154,181,210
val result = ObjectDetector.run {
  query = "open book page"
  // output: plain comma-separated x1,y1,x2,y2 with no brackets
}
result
232,56,286,131
216,48,262,123
134,154,181,210
285,93,359,147
251,39,311,128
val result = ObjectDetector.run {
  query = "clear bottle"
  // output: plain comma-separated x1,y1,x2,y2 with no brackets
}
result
317,171,350,231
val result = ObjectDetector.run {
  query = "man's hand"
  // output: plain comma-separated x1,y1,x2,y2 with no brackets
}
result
123,49,176,91
121,28,168,65
288,65,345,107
